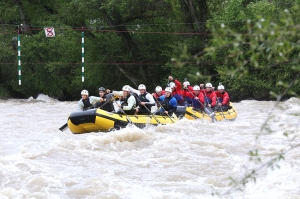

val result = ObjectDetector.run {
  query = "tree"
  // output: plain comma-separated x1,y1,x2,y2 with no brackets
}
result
0,0,212,99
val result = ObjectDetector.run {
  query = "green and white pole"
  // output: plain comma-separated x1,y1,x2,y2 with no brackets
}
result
81,31,84,82
18,35,21,85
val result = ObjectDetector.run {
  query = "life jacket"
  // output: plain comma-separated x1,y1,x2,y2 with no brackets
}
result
82,98,92,110
123,93,138,109
138,92,154,110
162,96,172,111
138,92,149,102
98,93,113,112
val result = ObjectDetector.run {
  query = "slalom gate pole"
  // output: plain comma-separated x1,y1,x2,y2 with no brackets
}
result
81,29,84,82
18,35,21,85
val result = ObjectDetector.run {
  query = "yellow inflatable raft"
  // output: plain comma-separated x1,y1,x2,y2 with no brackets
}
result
67,108,178,134
183,102,237,121
65,103,236,134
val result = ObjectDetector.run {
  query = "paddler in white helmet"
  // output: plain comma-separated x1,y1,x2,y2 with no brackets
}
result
112,85,137,115
77,89,101,111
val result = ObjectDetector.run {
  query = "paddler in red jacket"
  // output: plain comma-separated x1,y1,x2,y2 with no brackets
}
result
168,76,186,106
182,81,194,107
200,83,217,109
215,84,230,111
191,85,205,111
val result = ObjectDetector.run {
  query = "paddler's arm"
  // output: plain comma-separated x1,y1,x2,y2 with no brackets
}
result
77,99,84,111
128,86,140,95
89,96,101,104
112,91,124,97
144,93,156,106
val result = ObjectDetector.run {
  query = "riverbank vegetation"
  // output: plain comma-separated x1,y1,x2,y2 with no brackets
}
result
0,0,299,101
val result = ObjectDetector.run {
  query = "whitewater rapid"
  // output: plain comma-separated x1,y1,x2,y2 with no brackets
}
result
1,94,300,199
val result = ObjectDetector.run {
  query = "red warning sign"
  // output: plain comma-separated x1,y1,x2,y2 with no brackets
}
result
44,27,55,37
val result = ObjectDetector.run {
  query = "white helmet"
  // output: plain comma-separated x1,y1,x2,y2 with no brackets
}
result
81,89,89,96
193,85,200,91
165,87,172,93
122,85,130,91
218,85,225,90
169,82,175,88
183,81,190,87
138,84,146,90
205,83,212,88
155,86,162,92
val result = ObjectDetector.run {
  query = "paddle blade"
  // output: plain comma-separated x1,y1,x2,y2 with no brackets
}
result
204,107,216,118
59,123,68,131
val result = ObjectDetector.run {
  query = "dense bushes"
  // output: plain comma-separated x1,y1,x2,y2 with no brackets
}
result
0,0,299,101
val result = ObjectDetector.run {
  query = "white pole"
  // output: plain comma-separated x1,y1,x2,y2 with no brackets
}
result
18,35,21,85
82,31,84,82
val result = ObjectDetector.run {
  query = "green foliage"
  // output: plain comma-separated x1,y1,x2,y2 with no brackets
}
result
0,1,19,22
204,2,300,101
246,0,277,19
210,0,278,24
1,0,299,101
211,0,246,22
0,0,183,99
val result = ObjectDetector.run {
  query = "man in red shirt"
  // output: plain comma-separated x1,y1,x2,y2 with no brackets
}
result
215,85,230,111
168,76,185,106
190,85,205,111
200,83,217,109
182,81,195,106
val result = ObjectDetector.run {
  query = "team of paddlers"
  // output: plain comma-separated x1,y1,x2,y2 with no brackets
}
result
77,76,230,116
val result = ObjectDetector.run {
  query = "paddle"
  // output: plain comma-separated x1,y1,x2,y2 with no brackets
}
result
186,87,216,121
59,123,68,132
59,104,94,132
153,97,175,123
152,106,162,115
59,105,92,132
83,106,94,111
135,96,161,124
97,93,116,110
217,97,226,119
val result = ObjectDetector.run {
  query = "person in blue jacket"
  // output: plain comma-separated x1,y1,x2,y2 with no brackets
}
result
156,87,177,116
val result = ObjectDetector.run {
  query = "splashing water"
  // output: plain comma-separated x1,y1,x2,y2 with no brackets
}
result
1,97,300,198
